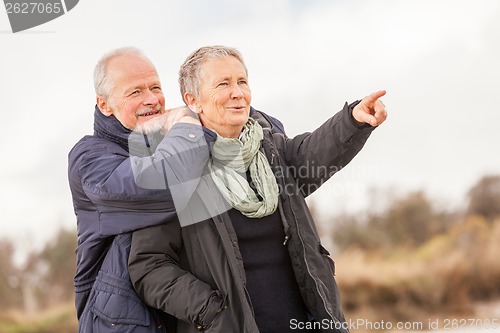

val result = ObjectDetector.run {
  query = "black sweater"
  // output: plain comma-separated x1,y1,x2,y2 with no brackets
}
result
229,207,317,333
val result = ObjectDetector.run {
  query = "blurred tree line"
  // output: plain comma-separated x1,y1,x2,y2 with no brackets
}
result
330,174,500,321
0,229,76,314
1,174,500,315
332,174,500,252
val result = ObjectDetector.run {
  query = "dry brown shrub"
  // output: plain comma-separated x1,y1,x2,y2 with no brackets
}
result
336,219,500,323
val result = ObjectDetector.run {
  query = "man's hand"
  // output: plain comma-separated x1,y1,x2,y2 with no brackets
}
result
352,90,387,127
163,106,201,132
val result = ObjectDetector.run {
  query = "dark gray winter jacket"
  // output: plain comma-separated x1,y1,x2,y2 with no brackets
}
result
128,102,375,333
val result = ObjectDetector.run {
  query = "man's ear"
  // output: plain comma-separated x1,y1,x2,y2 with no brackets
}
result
97,96,113,116
183,92,201,113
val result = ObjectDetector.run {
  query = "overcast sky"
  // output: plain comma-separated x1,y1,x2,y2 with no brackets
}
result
1,0,499,257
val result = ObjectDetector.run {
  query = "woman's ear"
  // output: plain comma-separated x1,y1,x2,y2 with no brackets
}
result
97,96,113,116
183,92,201,114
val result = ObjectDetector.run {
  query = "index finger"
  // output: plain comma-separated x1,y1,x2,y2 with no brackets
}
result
364,90,387,105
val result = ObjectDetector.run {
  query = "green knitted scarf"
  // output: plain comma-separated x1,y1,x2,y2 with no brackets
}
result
208,118,279,218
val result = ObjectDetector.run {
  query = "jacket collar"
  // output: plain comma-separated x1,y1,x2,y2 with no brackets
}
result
93,105,163,156
93,105,131,150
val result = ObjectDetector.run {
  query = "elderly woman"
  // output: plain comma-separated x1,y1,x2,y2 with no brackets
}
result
129,46,387,333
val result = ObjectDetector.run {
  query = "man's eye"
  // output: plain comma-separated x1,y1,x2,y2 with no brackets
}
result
130,90,140,96
152,86,162,91
217,82,228,87
238,80,248,85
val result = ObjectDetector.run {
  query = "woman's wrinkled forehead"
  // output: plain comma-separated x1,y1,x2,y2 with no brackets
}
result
179,46,248,99
198,55,246,78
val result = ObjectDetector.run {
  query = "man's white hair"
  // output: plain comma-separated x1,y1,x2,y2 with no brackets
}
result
94,47,151,98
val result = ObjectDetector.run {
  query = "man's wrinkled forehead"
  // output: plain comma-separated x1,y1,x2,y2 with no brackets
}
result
107,55,160,91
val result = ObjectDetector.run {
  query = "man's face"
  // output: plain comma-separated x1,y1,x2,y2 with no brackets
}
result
98,54,165,132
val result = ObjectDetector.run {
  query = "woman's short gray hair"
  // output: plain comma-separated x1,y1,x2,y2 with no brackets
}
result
179,45,247,101
94,47,149,98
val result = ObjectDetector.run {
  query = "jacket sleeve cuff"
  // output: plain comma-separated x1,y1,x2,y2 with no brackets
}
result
345,100,376,131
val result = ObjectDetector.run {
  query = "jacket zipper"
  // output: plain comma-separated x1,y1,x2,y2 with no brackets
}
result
286,194,343,328
269,141,336,322
268,151,290,245
262,114,342,328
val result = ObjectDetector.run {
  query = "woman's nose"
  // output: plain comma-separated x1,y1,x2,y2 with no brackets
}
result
230,84,244,99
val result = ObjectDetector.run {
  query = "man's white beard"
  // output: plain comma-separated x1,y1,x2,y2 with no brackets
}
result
132,105,167,135
133,113,168,134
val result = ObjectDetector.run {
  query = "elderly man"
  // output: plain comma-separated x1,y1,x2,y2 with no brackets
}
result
68,47,213,333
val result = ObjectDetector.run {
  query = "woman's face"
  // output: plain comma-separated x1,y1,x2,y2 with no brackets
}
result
193,56,252,138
